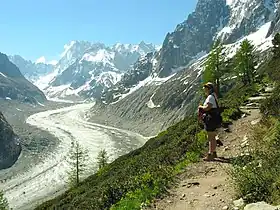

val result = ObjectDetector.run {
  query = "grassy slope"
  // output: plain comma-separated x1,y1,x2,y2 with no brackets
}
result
36,37,280,209
230,56,280,204
36,50,276,210
36,116,207,210
36,81,260,210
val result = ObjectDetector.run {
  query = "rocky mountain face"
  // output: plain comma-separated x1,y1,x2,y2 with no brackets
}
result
55,41,95,75
42,41,157,100
156,0,230,77
0,52,46,104
218,0,277,42
101,52,156,103
0,112,21,169
268,0,280,36
8,55,54,82
88,0,280,136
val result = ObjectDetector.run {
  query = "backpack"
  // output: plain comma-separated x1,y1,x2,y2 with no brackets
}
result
202,94,222,129
212,94,223,128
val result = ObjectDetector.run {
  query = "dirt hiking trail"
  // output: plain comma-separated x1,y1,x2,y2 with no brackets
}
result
147,108,261,210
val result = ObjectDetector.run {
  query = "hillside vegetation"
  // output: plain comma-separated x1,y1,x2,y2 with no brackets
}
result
36,83,251,210
37,116,207,209
37,35,280,210
231,34,280,205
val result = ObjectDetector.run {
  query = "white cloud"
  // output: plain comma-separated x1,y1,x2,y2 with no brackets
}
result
35,56,46,64
48,60,58,65
35,56,58,65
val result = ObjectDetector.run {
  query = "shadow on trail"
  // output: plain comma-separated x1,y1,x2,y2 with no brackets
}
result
213,154,253,164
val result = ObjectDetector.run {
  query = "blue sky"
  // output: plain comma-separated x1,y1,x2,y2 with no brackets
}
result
0,0,197,62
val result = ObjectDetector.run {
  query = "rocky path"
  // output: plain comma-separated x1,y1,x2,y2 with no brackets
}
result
147,87,274,210
147,109,260,210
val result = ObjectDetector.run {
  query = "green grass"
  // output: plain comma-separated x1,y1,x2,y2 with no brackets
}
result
36,63,267,210
221,108,242,124
219,84,259,124
220,84,258,109
107,45,280,209
260,84,280,117
110,173,164,210
231,118,280,204
36,116,208,210
231,56,280,204
36,81,260,210
111,130,207,210
111,131,207,210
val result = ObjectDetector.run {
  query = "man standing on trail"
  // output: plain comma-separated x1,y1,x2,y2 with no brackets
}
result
198,82,223,161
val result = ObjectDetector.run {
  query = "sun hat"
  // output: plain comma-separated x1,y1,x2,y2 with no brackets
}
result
203,82,214,89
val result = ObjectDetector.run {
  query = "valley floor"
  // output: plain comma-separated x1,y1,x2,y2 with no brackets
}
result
0,102,147,210
147,109,261,210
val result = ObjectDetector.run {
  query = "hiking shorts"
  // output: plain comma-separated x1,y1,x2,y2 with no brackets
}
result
202,113,218,132
204,123,217,132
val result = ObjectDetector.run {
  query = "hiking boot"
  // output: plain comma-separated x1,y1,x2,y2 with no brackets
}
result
203,153,214,161
217,139,223,147
213,152,218,159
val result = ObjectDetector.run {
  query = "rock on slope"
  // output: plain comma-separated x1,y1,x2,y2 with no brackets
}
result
0,52,46,104
89,0,280,136
41,41,157,100
244,202,280,210
0,112,21,169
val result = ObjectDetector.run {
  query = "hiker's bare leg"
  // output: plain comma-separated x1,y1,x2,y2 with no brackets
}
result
204,131,217,161
208,131,217,153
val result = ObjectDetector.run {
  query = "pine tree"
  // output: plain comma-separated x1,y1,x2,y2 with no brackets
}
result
234,39,257,85
97,149,109,170
203,40,226,95
0,190,9,210
67,141,89,187
268,33,280,81
272,33,280,58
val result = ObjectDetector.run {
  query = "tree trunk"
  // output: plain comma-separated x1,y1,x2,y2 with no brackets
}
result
76,148,79,186
215,78,220,97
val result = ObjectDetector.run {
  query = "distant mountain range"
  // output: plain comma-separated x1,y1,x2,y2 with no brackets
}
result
5,0,280,136
45,41,158,100
9,41,158,101
9,55,54,82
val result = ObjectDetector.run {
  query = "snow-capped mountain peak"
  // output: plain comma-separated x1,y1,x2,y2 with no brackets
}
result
56,40,94,72
61,41,76,58
112,41,158,56
99,0,279,108
80,49,115,67
8,55,55,83
217,0,277,42
84,0,280,138
39,41,158,101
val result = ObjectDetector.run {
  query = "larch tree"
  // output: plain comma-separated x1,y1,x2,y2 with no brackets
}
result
272,33,280,58
234,39,257,85
67,141,89,187
97,149,109,170
203,40,226,95
0,190,9,210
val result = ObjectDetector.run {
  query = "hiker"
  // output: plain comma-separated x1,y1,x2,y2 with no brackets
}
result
198,82,223,161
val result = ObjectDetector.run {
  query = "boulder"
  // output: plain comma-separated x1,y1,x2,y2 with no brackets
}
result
244,202,280,210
